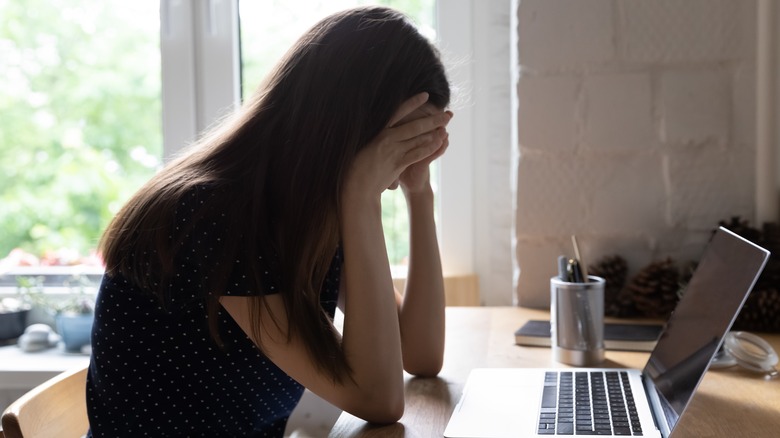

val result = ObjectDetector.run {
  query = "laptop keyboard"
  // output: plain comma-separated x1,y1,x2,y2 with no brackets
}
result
537,371,643,436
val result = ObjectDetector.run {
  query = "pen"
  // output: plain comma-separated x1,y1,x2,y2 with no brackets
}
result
567,258,584,283
558,255,568,281
571,235,589,282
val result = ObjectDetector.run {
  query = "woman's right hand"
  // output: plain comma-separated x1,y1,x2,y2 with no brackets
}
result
343,92,452,201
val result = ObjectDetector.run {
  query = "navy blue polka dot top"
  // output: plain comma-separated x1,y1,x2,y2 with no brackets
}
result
86,186,341,437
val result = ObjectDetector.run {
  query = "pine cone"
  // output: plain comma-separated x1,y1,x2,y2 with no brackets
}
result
588,255,632,317
623,258,680,319
734,287,780,332
676,260,697,298
760,223,780,254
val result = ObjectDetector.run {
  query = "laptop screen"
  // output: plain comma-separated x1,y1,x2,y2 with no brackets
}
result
643,227,769,430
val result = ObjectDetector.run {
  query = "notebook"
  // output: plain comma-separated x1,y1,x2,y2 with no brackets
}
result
444,227,770,438
515,320,663,352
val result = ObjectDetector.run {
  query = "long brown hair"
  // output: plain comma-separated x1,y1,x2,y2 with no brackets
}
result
100,6,450,382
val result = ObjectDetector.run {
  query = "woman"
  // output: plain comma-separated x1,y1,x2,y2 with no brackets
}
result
87,5,452,437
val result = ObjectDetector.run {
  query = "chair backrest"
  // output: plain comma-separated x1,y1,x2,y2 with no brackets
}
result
1,365,89,438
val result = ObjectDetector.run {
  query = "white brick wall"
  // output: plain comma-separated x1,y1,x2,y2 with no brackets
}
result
664,148,754,228
583,73,655,151
517,0,614,71
517,75,578,153
515,0,758,308
620,0,741,63
660,70,730,144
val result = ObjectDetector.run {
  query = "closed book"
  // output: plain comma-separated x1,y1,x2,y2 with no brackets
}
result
514,319,663,352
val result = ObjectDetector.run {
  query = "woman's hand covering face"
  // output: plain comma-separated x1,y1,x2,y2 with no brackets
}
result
393,102,451,193
344,92,452,199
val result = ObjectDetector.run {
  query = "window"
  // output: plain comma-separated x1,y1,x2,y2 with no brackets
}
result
2,0,489,298
0,0,160,277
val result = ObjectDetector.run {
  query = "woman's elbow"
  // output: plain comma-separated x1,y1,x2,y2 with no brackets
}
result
403,356,443,378
342,378,406,424
352,394,405,424
367,400,405,424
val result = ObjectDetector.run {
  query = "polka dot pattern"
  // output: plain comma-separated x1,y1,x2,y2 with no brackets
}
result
86,187,341,437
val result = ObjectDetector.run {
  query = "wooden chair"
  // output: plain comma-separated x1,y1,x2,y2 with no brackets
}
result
1,365,89,438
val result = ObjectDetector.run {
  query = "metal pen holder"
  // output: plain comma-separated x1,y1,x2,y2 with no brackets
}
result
550,275,606,366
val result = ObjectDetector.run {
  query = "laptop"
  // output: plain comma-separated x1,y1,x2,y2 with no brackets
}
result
444,227,770,438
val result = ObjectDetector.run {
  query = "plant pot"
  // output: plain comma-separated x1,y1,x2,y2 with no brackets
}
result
55,313,94,352
26,306,56,328
0,309,29,341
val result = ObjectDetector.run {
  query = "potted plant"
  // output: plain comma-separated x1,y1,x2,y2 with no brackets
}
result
54,303,94,353
0,296,30,344
17,274,96,353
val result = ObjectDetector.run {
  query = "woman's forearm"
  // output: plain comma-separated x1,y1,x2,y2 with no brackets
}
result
339,190,406,419
399,185,446,376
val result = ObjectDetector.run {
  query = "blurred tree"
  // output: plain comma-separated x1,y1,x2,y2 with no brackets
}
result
0,0,161,261
0,0,433,266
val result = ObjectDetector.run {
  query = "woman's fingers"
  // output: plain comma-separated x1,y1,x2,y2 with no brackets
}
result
428,132,449,162
387,92,430,127
347,102,451,197
399,127,448,167
391,111,451,142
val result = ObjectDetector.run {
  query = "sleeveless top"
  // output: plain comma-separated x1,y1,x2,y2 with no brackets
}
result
86,186,341,437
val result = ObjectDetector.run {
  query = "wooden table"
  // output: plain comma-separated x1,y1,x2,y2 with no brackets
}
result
329,307,780,437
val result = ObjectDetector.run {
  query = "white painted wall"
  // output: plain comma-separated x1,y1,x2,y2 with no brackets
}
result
438,0,516,305
514,0,759,307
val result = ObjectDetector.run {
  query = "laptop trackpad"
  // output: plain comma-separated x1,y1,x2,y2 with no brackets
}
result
444,368,545,438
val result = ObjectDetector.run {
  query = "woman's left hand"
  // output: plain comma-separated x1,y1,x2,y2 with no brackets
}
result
398,111,452,194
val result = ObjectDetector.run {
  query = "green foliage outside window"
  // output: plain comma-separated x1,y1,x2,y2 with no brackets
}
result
0,0,434,267
0,0,161,262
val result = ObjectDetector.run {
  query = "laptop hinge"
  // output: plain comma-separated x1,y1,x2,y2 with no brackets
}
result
642,374,673,438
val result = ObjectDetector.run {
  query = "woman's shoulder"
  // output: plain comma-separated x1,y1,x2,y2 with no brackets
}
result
176,183,223,212
172,183,238,232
